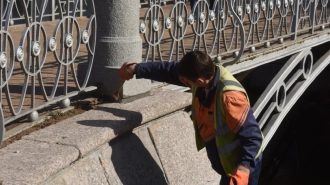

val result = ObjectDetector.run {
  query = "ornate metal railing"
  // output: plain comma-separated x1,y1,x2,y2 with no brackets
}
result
139,0,330,65
0,0,96,145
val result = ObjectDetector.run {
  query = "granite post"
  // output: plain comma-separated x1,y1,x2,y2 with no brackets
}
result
91,0,151,98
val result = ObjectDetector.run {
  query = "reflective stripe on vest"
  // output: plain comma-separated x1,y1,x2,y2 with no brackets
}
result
217,139,241,155
215,80,244,155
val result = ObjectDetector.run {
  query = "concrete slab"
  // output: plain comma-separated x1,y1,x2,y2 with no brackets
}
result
99,128,167,185
22,89,191,157
0,140,79,185
148,111,219,185
43,153,108,185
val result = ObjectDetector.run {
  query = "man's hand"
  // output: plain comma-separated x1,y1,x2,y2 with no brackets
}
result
229,165,250,185
119,62,137,80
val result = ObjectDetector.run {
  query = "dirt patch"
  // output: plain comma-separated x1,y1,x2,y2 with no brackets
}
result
1,97,100,149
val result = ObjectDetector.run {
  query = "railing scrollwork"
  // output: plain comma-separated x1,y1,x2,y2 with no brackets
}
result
0,0,96,146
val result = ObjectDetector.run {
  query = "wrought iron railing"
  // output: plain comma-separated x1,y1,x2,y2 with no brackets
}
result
139,0,330,65
139,0,330,148
0,0,96,145
1,0,330,147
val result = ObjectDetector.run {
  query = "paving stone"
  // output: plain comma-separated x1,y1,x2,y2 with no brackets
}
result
22,89,191,157
99,128,167,185
148,111,219,185
44,153,108,185
0,140,79,185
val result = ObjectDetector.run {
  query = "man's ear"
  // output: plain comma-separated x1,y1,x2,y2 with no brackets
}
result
196,78,206,85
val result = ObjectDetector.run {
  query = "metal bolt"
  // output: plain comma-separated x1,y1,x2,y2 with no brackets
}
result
278,38,284,44
9,20,14,26
264,42,270,48
249,46,255,53
214,56,221,63
28,111,39,122
0,53,7,69
321,25,325,30
59,98,70,108
233,51,239,58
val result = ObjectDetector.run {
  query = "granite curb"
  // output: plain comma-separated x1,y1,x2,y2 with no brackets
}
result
0,89,192,184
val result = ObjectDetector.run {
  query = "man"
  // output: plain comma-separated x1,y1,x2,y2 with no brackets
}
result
119,51,263,185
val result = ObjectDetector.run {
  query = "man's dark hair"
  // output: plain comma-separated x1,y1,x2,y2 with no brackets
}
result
178,51,215,82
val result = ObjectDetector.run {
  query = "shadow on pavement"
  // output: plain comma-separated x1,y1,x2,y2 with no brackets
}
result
77,106,168,185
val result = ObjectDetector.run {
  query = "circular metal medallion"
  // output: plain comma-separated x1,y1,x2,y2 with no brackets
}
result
188,14,194,24
261,2,266,11
65,33,74,48
165,17,172,29
81,30,89,44
289,0,293,5
16,46,24,62
220,10,225,19
0,53,7,69
209,10,215,21
32,41,41,56
246,5,251,14
140,22,146,34
269,1,274,10
254,3,259,13
237,6,243,16
177,16,183,27
276,0,281,8
200,12,205,23
153,20,159,32
48,37,57,51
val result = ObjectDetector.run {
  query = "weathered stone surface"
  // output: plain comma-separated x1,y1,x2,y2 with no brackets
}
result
103,89,192,124
148,111,219,185
44,153,108,185
91,0,150,97
23,89,191,157
0,140,79,185
99,128,167,185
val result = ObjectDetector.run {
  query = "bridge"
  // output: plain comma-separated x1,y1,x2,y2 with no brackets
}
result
0,0,330,184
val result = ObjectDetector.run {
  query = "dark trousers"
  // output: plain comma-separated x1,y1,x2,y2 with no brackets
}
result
205,139,262,185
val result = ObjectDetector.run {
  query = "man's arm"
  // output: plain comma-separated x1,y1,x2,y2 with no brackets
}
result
222,91,263,170
122,61,185,86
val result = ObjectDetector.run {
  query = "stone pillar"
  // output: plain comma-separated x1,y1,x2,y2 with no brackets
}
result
91,0,151,98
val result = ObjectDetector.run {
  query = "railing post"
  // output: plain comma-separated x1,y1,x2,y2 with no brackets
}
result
91,0,151,98
291,0,300,40
52,0,55,21
309,0,316,34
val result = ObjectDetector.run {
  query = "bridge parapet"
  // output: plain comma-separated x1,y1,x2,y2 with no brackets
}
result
140,0,330,68
0,0,96,146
